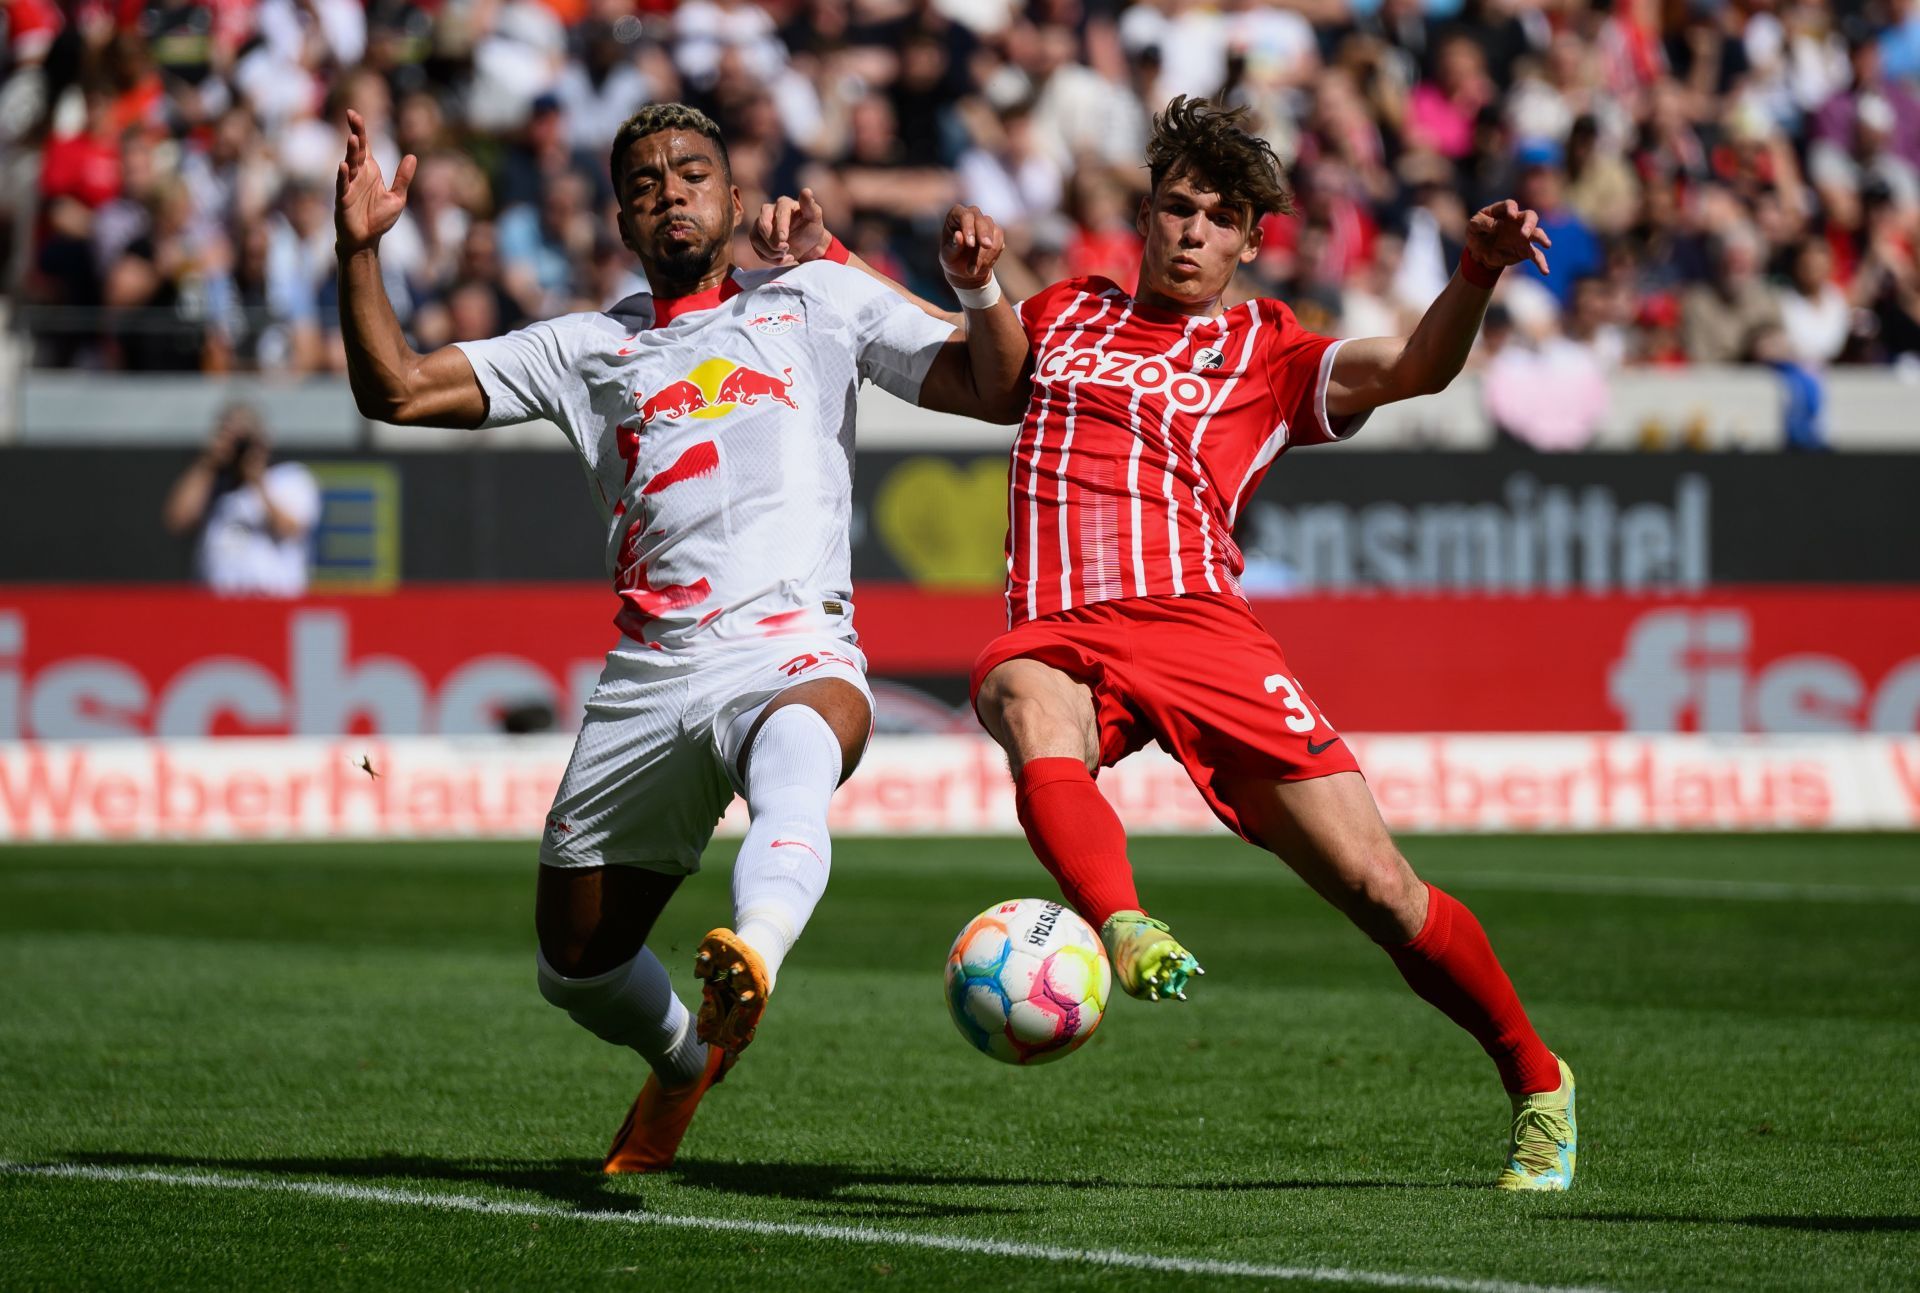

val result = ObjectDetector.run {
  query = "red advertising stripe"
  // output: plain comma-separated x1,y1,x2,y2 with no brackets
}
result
1,583,1917,737
853,585,1920,733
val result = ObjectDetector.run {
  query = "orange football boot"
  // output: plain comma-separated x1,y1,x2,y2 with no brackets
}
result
602,1043,732,1175
693,928,772,1054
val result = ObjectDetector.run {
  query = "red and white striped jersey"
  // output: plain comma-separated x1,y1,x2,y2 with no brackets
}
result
1005,276,1369,626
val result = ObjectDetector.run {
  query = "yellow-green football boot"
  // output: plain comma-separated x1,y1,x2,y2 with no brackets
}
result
1098,910,1203,1002
1495,1055,1577,1191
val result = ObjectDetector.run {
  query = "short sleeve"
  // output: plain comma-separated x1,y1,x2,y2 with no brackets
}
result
265,463,322,532
452,319,576,429
1260,300,1371,447
821,264,956,402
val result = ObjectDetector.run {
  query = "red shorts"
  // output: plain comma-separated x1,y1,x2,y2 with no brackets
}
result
969,591,1362,840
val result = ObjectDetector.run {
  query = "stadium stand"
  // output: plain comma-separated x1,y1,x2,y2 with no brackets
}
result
2,0,1917,401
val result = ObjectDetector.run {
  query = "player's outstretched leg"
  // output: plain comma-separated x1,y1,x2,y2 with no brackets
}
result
535,865,723,1174
1383,882,1574,1190
1230,771,1574,1189
1019,761,1203,1002
980,660,1198,1003
704,690,857,1053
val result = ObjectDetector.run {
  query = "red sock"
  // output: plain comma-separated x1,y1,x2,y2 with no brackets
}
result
1014,758,1140,929
1383,884,1559,1095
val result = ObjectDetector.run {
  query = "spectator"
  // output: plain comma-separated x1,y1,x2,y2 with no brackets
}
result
1875,3,1920,103
162,403,320,597
955,99,1064,230
496,92,579,215
1026,21,1146,172
102,175,216,371
1563,115,1640,237
1483,307,1612,451
1752,323,1829,451
1567,274,1628,371
1810,92,1920,214
1631,292,1689,368
498,168,595,313
1779,239,1853,367
557,20,659,156
1407,32,1496,161
1682,226,1784,363
1512,145,1602,308
8,0,1920,391
1852,187,1920,363
264,178,344,359
1061,172,1143,287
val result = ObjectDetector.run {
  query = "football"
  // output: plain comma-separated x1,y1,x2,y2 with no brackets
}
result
944,898,1111,1065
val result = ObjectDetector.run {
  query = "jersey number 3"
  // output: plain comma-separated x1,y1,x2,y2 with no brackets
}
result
1263,673,1318,733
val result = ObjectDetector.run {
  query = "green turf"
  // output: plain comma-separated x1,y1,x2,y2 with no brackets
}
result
2,834,1918,1291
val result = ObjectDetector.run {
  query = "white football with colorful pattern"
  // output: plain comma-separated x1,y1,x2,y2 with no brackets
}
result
944,898,1111,1065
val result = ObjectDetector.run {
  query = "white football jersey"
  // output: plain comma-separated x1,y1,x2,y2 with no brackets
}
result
455,261,954,652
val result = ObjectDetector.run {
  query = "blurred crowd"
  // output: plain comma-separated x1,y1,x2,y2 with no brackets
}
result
3,0,1919,406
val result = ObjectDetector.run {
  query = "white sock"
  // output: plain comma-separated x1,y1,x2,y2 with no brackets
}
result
537,948,708,1087
732,705,842,990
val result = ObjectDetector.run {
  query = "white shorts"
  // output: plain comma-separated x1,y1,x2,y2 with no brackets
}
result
538,634,871,874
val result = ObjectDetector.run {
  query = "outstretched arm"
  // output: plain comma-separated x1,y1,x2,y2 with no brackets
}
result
335,109,487,428
917,205,1032,423
1326,200,1551,418
753,191,1032,423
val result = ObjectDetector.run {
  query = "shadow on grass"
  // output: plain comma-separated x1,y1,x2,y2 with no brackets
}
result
1563,1212,1920,1234
664,1159,1467,1199
54,1150,1013,1220
61,1150,620,1212
53,1150,1458,1221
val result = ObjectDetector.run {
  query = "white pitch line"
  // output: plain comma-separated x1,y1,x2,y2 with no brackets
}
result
1,1161,1624,1293
1434,872,1920,905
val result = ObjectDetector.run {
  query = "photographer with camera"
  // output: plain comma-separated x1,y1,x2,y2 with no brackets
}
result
162,403,321,597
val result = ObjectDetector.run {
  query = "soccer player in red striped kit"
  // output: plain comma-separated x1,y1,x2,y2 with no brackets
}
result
762,96,1575,1189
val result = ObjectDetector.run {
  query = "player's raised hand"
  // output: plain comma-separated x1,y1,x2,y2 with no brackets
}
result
940,204,1005,289
751,187,832,266
1466,199,1552,275
335,108,417,255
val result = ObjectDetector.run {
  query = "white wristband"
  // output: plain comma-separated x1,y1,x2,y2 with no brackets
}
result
947,273,1003,311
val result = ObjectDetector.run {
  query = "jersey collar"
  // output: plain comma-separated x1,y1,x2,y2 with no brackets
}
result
1123,289,1238,331
649,276,743,328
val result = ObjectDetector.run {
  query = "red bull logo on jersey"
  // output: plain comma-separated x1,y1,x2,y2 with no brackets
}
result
749,310,803,336
1034,346,1214,411
637,379,706,424
632,358,800,426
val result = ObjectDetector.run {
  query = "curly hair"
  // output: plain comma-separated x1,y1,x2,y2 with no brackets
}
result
1145,96,1292,222
609,103,731,198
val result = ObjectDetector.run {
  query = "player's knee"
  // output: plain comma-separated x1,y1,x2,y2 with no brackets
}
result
536,917,639,980
537,932,598,981
1339,851,1425,940
994,693,1086,763
978,669,1092,764
536,945,629,1034
973,668,1020,728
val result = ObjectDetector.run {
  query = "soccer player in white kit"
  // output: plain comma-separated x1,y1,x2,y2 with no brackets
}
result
334,103,1026,1171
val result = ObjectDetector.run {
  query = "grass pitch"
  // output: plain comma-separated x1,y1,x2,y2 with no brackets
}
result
2,833,1917,1292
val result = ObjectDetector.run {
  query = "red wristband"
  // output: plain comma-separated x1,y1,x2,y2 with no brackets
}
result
821,235,851,265
1460,248,1502,289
